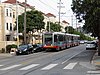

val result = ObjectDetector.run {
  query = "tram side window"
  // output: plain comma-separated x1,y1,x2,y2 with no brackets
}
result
54,35,57,42
58,35,63,41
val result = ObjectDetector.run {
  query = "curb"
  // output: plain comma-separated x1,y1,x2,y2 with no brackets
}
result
0,53,12,57
91,51,100,69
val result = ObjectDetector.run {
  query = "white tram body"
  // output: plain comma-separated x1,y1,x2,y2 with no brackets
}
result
42,32,80,51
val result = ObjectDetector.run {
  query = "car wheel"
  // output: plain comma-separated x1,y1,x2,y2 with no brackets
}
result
56,47,60,51
31,50,34,53
94,47,97,50
26,51,29,55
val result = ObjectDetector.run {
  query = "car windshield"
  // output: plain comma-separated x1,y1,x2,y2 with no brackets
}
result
87,42,95,44
18,45,28,50
33,44,37,48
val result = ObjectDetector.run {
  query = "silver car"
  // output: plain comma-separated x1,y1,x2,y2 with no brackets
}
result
86,41,97,50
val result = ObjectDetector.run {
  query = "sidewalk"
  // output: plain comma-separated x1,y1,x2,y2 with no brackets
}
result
0,53,13,59
92,52,100,69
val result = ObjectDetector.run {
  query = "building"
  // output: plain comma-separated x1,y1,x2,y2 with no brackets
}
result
0,0,70,50
43,13,56,31
0,0,34,50
61,20,69,32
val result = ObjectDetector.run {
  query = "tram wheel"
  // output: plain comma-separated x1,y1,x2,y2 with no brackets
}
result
56,47,60,51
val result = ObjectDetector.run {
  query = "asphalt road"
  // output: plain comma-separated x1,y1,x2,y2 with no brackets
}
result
0,44,97,75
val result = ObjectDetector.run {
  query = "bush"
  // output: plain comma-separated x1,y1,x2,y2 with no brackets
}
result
6,44,17,53
6,45,12,53
1,48,5,53
11,44,17,48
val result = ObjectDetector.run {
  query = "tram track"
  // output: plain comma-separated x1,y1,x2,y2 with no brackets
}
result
0,45,85,75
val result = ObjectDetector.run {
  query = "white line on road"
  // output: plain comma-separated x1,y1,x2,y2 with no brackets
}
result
19,64,39,70
0,64,21,70
87,71,100,74
61,50,84,64
41,64,58,70
63,62,77,69
0,65,3,67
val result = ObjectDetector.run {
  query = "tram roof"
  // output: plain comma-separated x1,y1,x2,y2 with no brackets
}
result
65,33,80,37
43,32,65,35
43,32,80,37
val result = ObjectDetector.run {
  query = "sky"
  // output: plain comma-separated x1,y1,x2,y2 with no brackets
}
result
1,0,82,28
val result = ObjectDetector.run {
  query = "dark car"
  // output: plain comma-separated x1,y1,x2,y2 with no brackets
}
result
32,44,43,52
16,44,33,55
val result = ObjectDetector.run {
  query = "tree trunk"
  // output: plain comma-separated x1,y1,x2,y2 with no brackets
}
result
98,38,100,56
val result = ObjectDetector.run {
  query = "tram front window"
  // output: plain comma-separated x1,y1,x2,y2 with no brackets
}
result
44,34,52,45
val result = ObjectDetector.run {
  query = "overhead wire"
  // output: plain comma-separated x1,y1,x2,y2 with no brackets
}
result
38,0,58,12
29,0,72,22
38,0,66,21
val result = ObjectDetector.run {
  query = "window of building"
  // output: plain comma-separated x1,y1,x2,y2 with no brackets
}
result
6,9,8,16
6,35,10,41
10,23,12,31
10,9,12,17
6,23,9,30
13,12,15,18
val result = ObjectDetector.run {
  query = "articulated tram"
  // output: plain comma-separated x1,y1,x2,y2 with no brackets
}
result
42,32,80,51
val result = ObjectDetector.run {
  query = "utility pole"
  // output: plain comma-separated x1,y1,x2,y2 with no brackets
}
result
76,16,78,31
48,17,50,32
71,15,74,34
24,0,27,44
57,0,65,26
16,0,19,47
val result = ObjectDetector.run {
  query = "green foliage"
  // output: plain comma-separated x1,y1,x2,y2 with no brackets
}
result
6,45,12,53
6,44,17,53
11,44,17,48
14,10,45,33
46,22,62,32
65,26,94,40
71,0,100,38
65,26,75,34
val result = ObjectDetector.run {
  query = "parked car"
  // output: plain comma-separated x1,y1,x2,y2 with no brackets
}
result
16,44,33,55
32,44,43,52
80,40,85,44
86,41,97,50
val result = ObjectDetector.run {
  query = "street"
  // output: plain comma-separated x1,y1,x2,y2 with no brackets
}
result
0,44,97,75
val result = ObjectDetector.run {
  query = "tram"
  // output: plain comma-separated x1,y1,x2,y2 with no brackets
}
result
42,32,80,51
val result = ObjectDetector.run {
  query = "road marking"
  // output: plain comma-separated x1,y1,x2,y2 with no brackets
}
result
0,65,3,67
61,50,84,64
0,64,21,70
87,71,100,74
63,62,77,69
41,64,58,70
19,64,39,70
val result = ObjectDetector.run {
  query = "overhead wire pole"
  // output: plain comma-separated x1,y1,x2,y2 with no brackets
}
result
24,0,27,44
76,16,78,31
71,15,73,33
58,0,61,25
16,0,19,47
57,0,65,32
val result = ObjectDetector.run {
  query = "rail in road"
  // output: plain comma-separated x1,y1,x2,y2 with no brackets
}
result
0,45,97,75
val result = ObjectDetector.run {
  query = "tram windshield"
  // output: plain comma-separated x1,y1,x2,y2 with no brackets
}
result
44,34,52,45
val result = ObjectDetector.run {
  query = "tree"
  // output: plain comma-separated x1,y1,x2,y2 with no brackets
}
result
65,26,74,34
14,10,45,33
71,0,100,55
46,22,62,32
